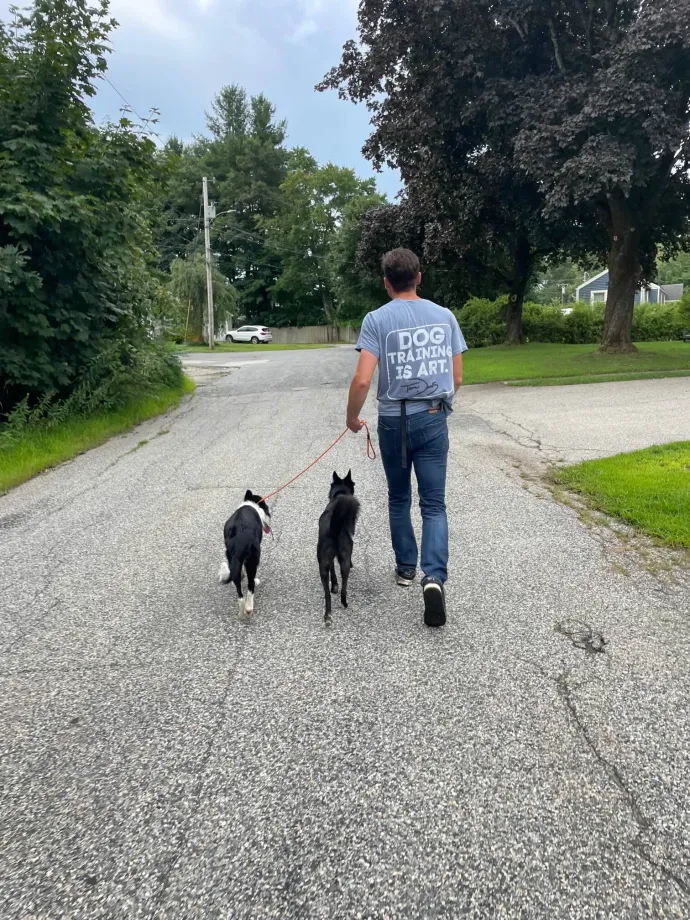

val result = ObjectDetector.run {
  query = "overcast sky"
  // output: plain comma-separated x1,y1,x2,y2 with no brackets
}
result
5,0,400,198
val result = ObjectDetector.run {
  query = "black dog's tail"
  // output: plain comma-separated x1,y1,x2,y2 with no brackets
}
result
330,495,360,538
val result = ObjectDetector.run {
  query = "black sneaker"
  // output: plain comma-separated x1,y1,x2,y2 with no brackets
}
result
422,577,446,628
396,569,417,587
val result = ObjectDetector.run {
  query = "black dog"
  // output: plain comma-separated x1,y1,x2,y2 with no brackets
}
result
219,490,271,615
318,471,360,623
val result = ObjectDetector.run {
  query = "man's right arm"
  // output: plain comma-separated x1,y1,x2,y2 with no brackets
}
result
348,313,380,432
346,350,378,432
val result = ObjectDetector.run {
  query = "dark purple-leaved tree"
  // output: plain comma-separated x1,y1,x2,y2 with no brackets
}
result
321,0,690,352
507,0,690,351
319,0,592,344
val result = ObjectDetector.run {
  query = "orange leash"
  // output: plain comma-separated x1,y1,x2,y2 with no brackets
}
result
261,421,376,504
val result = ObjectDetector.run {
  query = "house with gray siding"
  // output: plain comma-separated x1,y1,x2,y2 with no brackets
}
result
576,270,683,305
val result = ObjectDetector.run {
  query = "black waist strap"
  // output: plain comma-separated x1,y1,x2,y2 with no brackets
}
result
400,400,407,469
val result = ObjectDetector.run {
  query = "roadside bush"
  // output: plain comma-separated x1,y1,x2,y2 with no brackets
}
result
563,304,605,344
0,2,169,416
456,296,686,347
522,303,568,343
0,342,182,447
455,297,508,348
679,291,690,327
632,303,685,341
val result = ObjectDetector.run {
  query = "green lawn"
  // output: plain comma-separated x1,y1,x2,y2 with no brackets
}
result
463,341,690,386
0,377,195,494
554,442,690,549
176,342,332,353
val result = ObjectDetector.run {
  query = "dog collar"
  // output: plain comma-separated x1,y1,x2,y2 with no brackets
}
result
239,501,270,531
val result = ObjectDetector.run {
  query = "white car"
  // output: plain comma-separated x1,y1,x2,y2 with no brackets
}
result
225,325,273,344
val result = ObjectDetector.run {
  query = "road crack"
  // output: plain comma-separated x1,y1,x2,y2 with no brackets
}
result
554,620,608,655
554,667,690,898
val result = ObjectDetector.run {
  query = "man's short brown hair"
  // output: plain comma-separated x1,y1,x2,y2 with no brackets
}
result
382,248,420,293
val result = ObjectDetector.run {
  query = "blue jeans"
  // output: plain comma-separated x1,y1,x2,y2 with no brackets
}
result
377,410,449,583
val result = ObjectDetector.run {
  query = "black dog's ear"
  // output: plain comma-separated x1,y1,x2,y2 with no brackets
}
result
244,489,254,501
333,471,341,482
345,469,353,482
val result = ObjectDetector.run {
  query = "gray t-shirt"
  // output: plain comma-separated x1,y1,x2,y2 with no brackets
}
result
356,298,468,417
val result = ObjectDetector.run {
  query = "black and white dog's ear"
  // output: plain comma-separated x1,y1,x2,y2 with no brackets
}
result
244,489,254,501
333,471,341,482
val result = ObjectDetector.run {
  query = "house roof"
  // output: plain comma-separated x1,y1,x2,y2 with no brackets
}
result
575,268,671,296
660,283,684,301
575,268,608,295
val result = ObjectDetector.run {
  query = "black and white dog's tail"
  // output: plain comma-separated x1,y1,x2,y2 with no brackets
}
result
218,553,242,585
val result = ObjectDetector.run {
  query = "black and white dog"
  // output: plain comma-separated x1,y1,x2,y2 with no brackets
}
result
318,471,360,623
219,490,271,615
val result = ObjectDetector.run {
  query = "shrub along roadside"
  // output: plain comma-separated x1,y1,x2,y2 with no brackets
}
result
0,376,194,495
455,298,688,349
0,346,192,494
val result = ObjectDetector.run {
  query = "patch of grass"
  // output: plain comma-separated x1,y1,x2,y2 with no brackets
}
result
507,370,690,387
463,341,690,386
553,442,690,549
176,343,333,353
0,376,195,494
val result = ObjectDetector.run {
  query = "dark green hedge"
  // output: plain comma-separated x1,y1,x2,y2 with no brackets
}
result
455,298,687,348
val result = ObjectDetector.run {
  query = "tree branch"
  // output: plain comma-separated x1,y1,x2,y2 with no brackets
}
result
548,17,566,73
507,16,526,41
572,0,594,55
604,0,619,27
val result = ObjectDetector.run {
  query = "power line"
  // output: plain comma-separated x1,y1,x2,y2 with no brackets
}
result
102,75,162,142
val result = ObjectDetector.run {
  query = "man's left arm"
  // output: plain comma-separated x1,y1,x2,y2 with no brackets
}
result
453,353,463,392
346,350,378,433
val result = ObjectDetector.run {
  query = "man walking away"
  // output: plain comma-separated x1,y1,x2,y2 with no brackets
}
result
345,248,467,627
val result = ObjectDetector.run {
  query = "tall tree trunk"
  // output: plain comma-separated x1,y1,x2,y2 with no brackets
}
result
321,285,335,324
505,237,533,345
599,193,640,354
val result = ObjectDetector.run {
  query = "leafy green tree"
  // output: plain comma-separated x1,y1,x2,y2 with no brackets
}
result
203,86,288,322
168,254,237,342
263,153,377,324
328,193,387,323
0,0,163,413
154,86,289,324
657,251,690,290
155,138,208,274
528,260,589,306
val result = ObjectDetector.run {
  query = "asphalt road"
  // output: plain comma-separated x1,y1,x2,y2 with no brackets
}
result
1,348,689,919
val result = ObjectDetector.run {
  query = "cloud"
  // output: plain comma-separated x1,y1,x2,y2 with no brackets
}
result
291,17,319,42
109,0,188,41
109,0,228,42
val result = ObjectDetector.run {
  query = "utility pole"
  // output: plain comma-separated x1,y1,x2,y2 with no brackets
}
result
202,177,214,351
